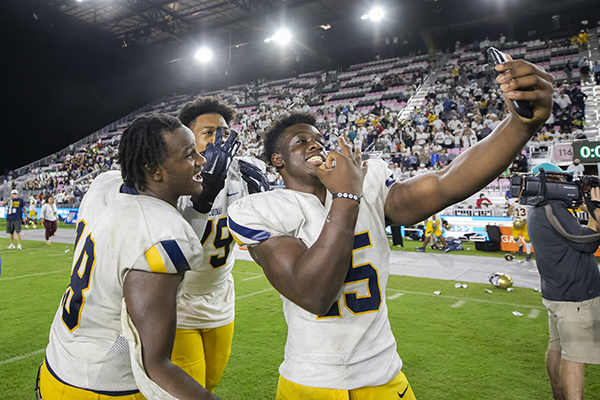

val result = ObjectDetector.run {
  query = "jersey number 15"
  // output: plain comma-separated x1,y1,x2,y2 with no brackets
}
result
318,231,382,319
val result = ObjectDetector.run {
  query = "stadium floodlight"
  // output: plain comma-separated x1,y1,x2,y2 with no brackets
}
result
76,0,84,2
194,47,213,62
264,37,272,43
368,7,384,21
271,29,291,44
361,14,370,20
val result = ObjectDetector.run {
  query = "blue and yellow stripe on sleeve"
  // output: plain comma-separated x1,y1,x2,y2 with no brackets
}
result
227,216,271,246
144,240,191,274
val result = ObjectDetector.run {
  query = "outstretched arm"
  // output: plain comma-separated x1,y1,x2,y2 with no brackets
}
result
385,58,553,226
124,271,219,400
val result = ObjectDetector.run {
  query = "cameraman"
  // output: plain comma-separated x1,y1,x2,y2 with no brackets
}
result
527,168,600,400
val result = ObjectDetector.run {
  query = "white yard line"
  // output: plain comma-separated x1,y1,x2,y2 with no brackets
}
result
233,271,263,275
451,300,466,308
0,349,45,366
387,288,544,310
241,275,263,281
235,288,275,299
1,270,70,281
1,287,277,366
387,293,404,300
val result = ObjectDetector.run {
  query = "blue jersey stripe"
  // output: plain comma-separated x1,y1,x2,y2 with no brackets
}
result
228,216,272,243
161,240,191,273
45,357,140,396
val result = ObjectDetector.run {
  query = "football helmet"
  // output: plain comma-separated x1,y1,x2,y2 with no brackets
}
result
489,272,514,289
513,219,525,230
504,253,514,261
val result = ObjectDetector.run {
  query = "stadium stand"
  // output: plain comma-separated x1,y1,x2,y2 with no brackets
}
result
3,24,600,226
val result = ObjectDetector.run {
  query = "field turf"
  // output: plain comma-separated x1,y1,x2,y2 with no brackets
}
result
1,236,599,400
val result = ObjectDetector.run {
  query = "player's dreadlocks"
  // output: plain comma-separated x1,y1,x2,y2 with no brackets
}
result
118,113,182,190
261,112,318,167
178,96,236,129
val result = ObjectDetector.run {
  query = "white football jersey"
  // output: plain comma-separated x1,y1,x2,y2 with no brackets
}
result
227,160,402,390
511,202,530,220
45,171,204,394
177,157,265,329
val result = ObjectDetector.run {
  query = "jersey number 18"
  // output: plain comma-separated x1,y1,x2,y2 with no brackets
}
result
61,220,96,332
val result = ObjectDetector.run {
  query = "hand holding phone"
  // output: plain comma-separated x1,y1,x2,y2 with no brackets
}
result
487,47,534,119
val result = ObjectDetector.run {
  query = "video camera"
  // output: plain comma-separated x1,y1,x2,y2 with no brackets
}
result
510,169,600,207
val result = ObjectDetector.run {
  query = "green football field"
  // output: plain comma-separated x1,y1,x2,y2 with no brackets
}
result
1,237,599,400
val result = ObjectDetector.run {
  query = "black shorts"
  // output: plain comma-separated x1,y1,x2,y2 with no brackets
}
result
6,219,22,234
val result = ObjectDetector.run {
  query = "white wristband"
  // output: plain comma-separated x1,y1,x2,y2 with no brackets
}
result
332,192,361,204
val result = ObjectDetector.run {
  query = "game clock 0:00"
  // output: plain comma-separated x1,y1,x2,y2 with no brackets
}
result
572,141,600,163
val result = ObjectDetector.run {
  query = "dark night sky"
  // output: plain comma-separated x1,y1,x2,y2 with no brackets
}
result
0,2,182,174
1,0,598,174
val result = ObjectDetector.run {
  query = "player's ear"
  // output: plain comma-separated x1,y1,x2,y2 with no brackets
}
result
271,153,284,169
144,163,163,182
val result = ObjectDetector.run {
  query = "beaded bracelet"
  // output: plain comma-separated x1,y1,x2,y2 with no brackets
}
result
332,192,361,204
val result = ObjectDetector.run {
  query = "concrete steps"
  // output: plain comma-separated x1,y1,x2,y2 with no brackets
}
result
581,30,600,138
398,74,432,121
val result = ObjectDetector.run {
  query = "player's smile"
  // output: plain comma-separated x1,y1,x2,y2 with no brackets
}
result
298,138,326,173
192,169,203,183
305,152,325,166
161,126,206,199
277,123,327,180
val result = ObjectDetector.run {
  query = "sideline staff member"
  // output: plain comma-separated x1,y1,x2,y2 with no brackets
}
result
4,189,25,250
528,178,600,400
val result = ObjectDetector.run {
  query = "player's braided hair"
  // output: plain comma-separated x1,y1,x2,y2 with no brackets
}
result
118,113,181,190
178,96,236,129
261,112,317,166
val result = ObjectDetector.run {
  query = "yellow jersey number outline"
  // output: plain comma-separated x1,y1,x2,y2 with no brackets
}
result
200,216,234,269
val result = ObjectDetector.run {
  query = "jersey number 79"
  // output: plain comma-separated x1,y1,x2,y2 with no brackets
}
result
200,216,234,269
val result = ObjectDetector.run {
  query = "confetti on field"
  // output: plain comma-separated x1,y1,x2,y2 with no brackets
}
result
513,311,523,317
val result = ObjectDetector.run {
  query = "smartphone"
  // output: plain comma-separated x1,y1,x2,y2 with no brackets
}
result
487,47,534,119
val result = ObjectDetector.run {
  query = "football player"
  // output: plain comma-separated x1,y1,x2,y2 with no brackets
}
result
25,195,38,229
39,114,219,400
416,214,448,252
508,200,532,260
173,96,268,393
227,56,553,399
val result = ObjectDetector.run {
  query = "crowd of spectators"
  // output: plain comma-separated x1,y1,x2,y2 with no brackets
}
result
3,29,597,208
8,141,119,206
